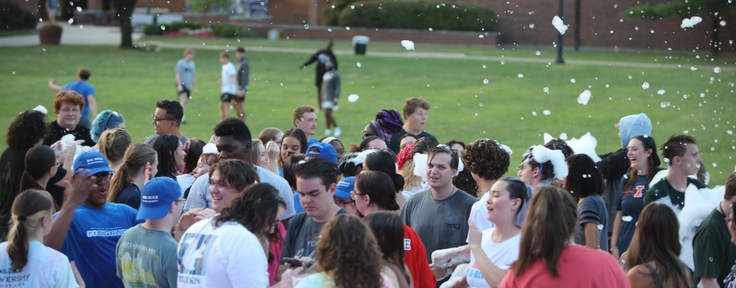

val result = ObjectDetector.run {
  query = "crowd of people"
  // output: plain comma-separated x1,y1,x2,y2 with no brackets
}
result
0,46,735,288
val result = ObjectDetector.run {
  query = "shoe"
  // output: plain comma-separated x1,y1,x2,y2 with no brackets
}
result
324,129,332,136
181,115,186,124
334,127,342,137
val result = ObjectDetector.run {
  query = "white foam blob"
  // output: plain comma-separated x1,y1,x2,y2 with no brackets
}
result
401,40,415,50
552,16,568,34
577,89,591,105
680,16,702,28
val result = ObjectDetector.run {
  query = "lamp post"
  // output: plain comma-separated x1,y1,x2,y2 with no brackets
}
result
555,0,565,64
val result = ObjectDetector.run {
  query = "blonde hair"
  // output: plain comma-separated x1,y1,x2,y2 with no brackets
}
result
99,128,131,164
7,190,54,271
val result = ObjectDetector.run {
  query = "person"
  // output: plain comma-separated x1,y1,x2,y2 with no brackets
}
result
401,145,476,262
46,0,58,22
464,177,532,288
284,154,307,192
278,128,308,177
46,151,140,288
611,135,660,259
516,142,568,189
463,139,512,232
564,154,608,251
177,138,205,192
643,135,707,209
175,48,197,123
0,110,65,241
178,183,283,287
48,68,97,129
294,214,388,288
115,177,183,288
498,186,629,287
363,212,414,288
397,144,421,198
281,158,346,265
89,110,125,144
321,61,341,136
723,185,736,288
363,150,406,208
320,137,345,161
0,189,81,287
399,134,418,151
182,118,295,221
294,105,319,145
251,139,270,170
353,171,436,288
624,203,691,288
350,136,389,153
259,127,284,174
599,113,652,235
388,97,435,153
235,47,249,121
333,176,360,216
364,109,404,145
43,90,96,147
145,100,189,145
108,143,158,210
299,40,338,109
692,172,736,287
18,146,58,196
152,134,186,179
98,128,131,171
217,51,241,121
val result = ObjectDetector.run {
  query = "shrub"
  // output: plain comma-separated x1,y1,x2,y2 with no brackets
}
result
213,24,257,38
143,23,165,35
143,22,204,35
321,0,362,25
0,1,37,30
337,1,498,32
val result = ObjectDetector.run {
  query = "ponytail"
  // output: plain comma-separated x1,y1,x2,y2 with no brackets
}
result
19,145,56,193
18,171,43,194
108,143,157,202
7,190,53,272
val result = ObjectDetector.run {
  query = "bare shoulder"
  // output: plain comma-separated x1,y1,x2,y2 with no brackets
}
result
627,264,654,288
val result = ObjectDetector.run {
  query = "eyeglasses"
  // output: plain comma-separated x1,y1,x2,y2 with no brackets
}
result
60,107,81,114
93,172,113,185
335,197,355,207
175,199,187,205
152,115,174,122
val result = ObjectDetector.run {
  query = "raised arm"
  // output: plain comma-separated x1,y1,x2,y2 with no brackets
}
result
87,95,97,120
45,172,94,250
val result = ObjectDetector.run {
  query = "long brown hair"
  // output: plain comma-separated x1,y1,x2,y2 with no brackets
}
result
624,135,661,190
108,143,157,202
624,203,690,287
315,214,383,288
511,186,577,279
7,190,54,271
363,212,411,285
19,146,56,193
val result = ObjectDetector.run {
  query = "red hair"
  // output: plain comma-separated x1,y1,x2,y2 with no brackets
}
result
53,90,85,113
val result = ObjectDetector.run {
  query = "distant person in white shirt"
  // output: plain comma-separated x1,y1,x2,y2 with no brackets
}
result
216,52,239,121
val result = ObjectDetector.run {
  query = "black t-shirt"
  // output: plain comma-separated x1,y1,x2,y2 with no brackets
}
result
388,128,437,154
43,120,96,147
114,183,141,210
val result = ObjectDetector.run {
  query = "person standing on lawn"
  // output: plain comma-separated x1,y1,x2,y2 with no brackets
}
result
235,47,249,122
217,52,240,121
175,48,197,123
388,97,435,153
299,40,338,109
48,68,97,129
321,61,341,137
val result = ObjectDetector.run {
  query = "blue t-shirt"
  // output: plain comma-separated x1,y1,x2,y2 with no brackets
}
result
308,138,319,146
53,202,140,288
61,81,95,120
616,175,649,253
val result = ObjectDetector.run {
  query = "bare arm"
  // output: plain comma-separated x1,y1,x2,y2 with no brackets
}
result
700,277,720,288
48,79,61,91
584,222,600,249
611,211,623,258
87,95,97,120
175,72,182,87
266,141,280,175
627,265,654,288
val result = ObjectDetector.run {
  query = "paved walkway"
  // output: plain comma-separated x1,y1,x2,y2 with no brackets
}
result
0,24,731,71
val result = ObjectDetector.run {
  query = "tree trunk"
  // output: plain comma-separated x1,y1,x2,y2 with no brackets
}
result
113,0,137,48
711,15,719,57
38,0,49,21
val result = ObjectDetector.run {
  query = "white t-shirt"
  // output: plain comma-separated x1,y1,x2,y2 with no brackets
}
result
221,62,237,94
177,174,196,194
468,192,495,238
0,240,79,288
465,228,521,288
177,218,268,288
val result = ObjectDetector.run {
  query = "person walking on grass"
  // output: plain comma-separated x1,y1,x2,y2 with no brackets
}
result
235,47,249,122
217,52,243,121
175,48,197,123
299,40,338,109
321,61,341,137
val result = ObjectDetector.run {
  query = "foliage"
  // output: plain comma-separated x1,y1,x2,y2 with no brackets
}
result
143,22,204,35
0,1,37,30
321,0,362,26
213,24,258,38
143,22,256,38
189,0,233,13
337,1,498,31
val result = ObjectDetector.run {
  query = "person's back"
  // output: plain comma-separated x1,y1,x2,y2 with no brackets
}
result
0,241,78,287
117,224,178,287
499,245,628,288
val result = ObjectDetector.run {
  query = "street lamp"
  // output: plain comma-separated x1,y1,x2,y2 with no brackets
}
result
555,0,565,64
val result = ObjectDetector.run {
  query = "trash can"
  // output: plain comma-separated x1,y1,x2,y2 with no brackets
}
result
268,29,281,41
352,35,369,55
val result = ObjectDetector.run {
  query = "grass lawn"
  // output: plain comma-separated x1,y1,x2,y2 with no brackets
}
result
1,43,734,184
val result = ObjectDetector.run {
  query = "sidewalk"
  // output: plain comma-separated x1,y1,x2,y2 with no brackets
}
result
0,23,142,47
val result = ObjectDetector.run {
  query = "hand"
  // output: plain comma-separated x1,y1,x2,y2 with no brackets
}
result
65,169,97,207
50,141,63,157
467,219,482,249
266,140,280,159
62,141,78,159
430,263,450,280
48,78,55,85
176,208,203,233
71,261,86,288
196,208,216,220
298,65,304,70
143,162,153,185
216,79,222,84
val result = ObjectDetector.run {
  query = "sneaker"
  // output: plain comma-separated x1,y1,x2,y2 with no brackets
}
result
334,127,342,137
324,129,332,136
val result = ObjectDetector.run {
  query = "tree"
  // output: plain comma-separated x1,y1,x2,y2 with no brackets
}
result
624,0,735,56
113,0,138,48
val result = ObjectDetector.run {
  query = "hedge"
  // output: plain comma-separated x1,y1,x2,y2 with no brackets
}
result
0,1,37,30
338,1,498,32
143,22,257,38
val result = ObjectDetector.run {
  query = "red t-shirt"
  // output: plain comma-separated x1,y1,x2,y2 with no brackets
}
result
268,222,287,285
403,224,436,288
499,245,630,288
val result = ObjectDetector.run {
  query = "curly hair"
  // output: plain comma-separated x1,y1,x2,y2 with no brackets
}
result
563,154,604,200
453,170,479,197
6,110,49,150
462,139,510,181
315,214,383,288
53,90,85,114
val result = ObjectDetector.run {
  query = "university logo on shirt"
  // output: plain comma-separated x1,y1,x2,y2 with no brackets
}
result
178,233,219,276
404,239,411,251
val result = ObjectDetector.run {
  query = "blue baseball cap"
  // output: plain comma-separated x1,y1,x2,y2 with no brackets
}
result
334,176,355,200
306,142,339,167
72,151,114,175
137,177,183,220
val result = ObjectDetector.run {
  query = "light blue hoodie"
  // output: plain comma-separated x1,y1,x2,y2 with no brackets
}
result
619,113,652,148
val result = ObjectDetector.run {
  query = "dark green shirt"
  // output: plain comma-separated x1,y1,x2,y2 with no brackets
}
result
693,207,736,287
642,177,707,209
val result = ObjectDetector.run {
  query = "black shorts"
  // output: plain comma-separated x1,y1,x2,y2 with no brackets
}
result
315,70,325,87
177,83,191,97
220,93,235,102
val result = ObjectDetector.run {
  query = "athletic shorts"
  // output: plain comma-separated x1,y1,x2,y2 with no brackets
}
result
177,83,191,97
321,100,334,110
220,93,235,102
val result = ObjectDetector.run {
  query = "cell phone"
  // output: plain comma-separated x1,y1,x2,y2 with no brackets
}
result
283,257,302,267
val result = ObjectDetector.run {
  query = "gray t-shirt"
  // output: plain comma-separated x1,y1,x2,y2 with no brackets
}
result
237,57,250,91
575,195,609,251
116,224,178,288
281,210,346,264
175,59,196,89
144,134,189,146
401,188,476,261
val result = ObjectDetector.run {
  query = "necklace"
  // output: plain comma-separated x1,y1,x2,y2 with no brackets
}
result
718,201,727,216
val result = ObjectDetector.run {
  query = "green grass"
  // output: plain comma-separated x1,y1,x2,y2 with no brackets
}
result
1,44,735,184
0,30,36,37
